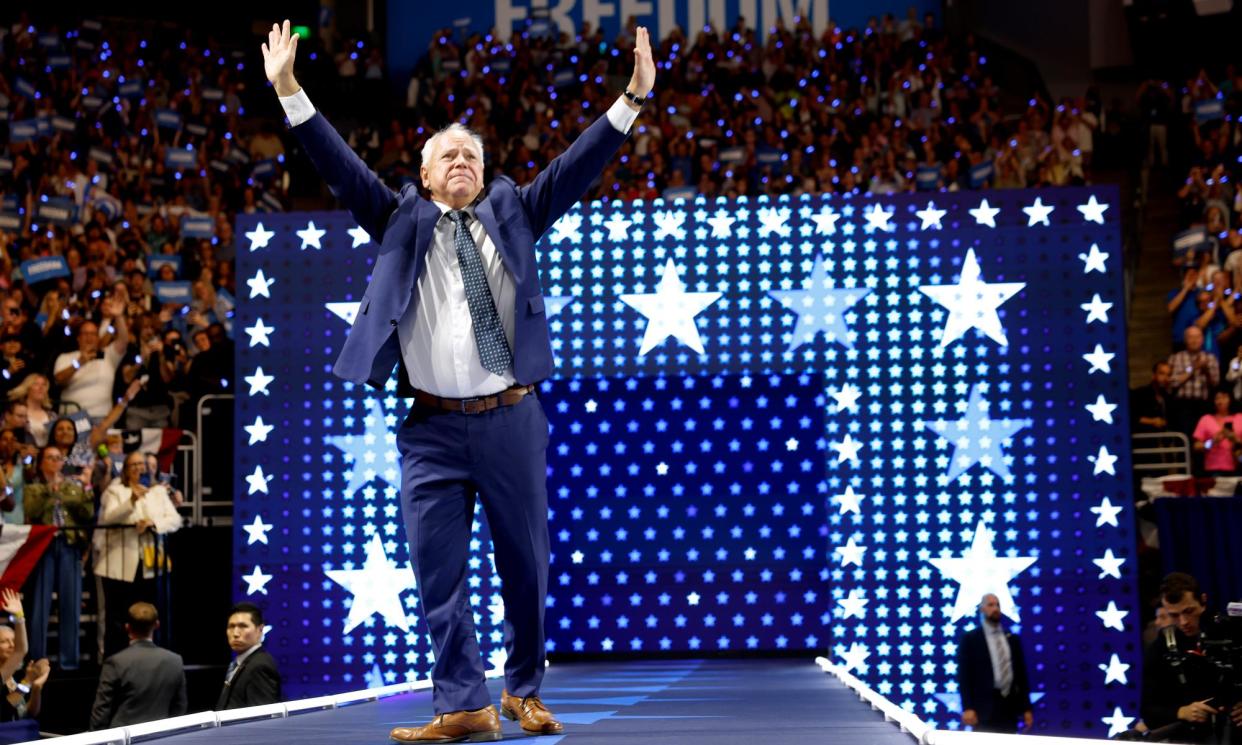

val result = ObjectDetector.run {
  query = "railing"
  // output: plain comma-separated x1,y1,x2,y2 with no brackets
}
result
1131,431,1192,477
195,394,235,526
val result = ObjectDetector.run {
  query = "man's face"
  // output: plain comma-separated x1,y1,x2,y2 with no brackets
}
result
1185,327,1204,353
979,594,1002,624
5,405,26,429
1154,363,1172,388
420,132,484,207
226,612,263,652
1163,594,1206,637
2,301,20,332
78,322,99,355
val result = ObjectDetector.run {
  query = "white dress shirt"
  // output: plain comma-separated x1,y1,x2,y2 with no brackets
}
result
279,89,638,397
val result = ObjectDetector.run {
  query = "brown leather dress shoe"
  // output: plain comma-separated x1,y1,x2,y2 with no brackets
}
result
389,705,502,743
500,689,564,735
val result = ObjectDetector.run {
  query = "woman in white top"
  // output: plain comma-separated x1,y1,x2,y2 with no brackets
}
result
92,451,182,660
8,375,52,447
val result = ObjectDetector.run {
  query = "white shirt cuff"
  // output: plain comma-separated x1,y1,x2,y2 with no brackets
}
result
606,96,639,135
278,88,316,128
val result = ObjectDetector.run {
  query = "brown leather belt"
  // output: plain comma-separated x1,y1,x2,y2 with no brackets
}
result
412,384,535,415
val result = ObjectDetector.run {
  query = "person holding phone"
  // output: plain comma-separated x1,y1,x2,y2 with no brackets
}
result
1192,390,1242,475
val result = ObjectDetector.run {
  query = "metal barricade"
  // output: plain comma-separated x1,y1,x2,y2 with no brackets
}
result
195,394,235,525
1131,431,1191,477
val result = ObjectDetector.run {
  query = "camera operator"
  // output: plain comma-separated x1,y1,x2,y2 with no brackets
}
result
1141,572,1242,743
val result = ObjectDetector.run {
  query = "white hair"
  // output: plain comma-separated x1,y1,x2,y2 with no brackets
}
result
420,123,485,167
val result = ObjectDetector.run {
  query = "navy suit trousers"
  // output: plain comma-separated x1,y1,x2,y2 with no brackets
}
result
397,393,551,713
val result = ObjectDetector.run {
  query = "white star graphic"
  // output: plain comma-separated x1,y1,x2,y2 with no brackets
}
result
1088,444,1119,475
770,255,871,351
757,207,792,238
830,384,862,413
809,206,840,235
920,248,1025,348
296,220,326,250
1022,196,1055,226
915,201,948,230
543,296,572,318
923,384,1032,481
325,301,361,325
347,225,372,248
243,515,274,545
838,642,870,673
325,534,417,633
242,565,273,595
834,537,866,567
1085,394,1118,424
1083,344,1116,374
620,259,721,355
1090,496,1123,528
1081,293,1113,324
830,434,863,466
246,269,275,299
968,198,1001,228
244,415,274,445
602,214,632,241
1102,707,1135,737
244,367,275,396
245,222,275,251
1096,601,1129,631
834,485,864,515
705,211,735,238
1077,194,1110,224
863,203,894,232
244,318,274,347
928,520,1037,622
1099,654,1131,685
1093,549,1125,579
245,465,272,495
327,397,401,499
838,590,868,619
1079,243,1109,274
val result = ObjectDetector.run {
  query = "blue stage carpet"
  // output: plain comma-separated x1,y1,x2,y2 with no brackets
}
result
155,659,912,744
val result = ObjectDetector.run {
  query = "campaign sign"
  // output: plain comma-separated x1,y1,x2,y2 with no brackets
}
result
181,215,215,239
20,256,71,284
153,281,193,305
147,255,183,278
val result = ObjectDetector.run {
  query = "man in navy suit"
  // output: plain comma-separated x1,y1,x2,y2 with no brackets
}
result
957,594,1034,733
262,20,656,742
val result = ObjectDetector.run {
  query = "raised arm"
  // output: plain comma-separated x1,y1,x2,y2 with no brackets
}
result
261,20,398,242
0,589,27,683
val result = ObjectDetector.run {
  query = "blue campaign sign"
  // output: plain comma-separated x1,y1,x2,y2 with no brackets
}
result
47,54,71,70
969,159,994,188
181,214,215,238
165,147,197,170
20,255,70,284
147,255,183,278
34,198,76,226
13,77,36,99
0,157,12,174
118,79,143,98
0,213,21,232
916,165,941,190
155,109,183,130
9,120,38,143
235,187,1136,738
51,115,76,133
153,281,193,305
88,147,114,166
1195,98,1225,123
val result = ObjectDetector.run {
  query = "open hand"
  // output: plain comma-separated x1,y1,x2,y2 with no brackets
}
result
0,588,21,617
261,20,301,97
628,26,655,99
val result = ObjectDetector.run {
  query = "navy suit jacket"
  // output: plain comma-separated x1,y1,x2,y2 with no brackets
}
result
289,108,629,391
90,639,187,730
957,626,1031,723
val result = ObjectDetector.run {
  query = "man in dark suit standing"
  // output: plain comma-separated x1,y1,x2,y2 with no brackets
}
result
261,17,655,743
216,602,281,710
89,602,186,729
957,594,1034,733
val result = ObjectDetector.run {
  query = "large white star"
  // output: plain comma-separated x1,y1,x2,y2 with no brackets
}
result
246,268,275,299
296,220,326,250
838,590,868,619
1079,243,1109,274
244,318,274,347
1083,344,1116,374
245,222,275,251
327,397,400,499
242,565,273,595
838,642,870,673
1077,194,1110,224
915,201,947,230
245,464,272,495
620,259,721,355
919,248,1025,348
830,434,863,466
243,515,274,545
1022,196,1055,226
923,384,1031,481
1093,549,1125,579
1090,496,1123,528
705,211,735,238
1088,444,1118,475
968,198,1001,228
928,520,1037,622
1081,293,1113,324
1096,601,1129,631
863,203,894,232
244,366,275,396
325,534,417,633
830,384,862,413
809,206,840,235
602,214,632,241
1085,394,1118,424
834,537,866,566
347,225,372,247
244,415,274,445
1102,707,1135,737
1099,654,1131,685
770,255,871,351
834,485,864,515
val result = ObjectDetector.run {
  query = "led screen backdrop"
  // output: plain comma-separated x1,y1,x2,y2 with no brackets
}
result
234,185,1138,736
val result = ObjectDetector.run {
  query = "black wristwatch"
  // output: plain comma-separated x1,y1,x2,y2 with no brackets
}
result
622,89,649,108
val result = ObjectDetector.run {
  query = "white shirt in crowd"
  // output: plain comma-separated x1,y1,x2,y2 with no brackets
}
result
54,345,123,419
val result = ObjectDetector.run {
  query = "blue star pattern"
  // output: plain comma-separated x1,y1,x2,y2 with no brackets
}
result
234,187,1136,736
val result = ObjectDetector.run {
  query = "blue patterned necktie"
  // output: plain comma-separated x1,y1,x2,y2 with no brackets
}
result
447,210,512,376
